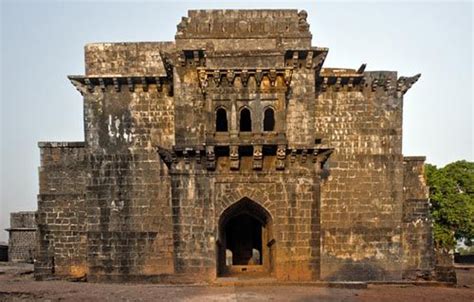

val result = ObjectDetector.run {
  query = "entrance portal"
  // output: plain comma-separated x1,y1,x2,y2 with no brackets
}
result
226,214,262,265
217,198,274,277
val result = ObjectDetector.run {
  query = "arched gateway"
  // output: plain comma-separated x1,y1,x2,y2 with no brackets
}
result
217,198,274,277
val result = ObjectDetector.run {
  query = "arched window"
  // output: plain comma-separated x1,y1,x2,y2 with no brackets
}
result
239,108,252,132
216,108,228,132
263,108,275,131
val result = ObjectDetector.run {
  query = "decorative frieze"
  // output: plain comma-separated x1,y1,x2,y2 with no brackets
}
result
196,67,293,94
157,144,333,172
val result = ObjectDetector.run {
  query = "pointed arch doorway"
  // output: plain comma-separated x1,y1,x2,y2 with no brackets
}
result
217,197,275,277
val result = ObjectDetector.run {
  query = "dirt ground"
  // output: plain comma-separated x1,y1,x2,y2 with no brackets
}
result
0,263,473,302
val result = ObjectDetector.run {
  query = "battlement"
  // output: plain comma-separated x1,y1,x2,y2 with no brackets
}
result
176,9,312,50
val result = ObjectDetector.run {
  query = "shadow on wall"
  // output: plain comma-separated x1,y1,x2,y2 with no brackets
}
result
323,258,390,281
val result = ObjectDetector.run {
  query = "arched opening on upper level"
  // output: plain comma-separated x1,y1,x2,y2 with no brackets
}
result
216,107,228,132
263,107,275,131
239,108,252,132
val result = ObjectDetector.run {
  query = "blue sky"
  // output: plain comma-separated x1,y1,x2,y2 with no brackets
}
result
0,0,472,241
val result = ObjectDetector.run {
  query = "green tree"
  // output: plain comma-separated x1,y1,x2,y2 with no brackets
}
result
425,160,474,251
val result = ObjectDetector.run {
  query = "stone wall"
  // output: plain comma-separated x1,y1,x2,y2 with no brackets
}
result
85,152,174,282
84,42,174,77
7,212,36,262
401,157,434,280
36,142,87,279
79,65,175,281
315,71,405,281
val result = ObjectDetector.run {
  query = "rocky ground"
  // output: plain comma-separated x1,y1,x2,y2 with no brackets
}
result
0,263,473,302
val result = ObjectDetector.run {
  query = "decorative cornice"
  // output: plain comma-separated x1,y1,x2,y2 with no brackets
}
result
285,47,328,75
68,75,171,95
157,143,333,171
362,73,421,97
317,66,366,92
197,67,293,94
178,49,206,67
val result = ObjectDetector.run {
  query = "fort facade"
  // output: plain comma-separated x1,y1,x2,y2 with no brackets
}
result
36,9,435,282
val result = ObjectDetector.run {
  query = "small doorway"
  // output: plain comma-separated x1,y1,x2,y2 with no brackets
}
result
217,198,274,277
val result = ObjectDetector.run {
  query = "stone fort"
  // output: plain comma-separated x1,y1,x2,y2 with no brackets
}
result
36,9,436,282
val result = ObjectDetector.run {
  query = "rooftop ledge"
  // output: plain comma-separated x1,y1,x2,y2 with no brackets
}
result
403,156,426,162
38,142,86,148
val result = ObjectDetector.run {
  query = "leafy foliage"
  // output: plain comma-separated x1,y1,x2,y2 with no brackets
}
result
425,161,474,250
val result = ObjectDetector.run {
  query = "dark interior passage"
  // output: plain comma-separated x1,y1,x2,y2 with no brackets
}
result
225,214,262,265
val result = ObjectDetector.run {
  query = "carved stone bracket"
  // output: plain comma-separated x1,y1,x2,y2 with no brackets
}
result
285,47,328,74
183,148,192,164
314,50,328,74
195,150,202,164
397,74,421,96
69,78,89,95
301,149,308,163
276,145,286,170
140,77,148,92
371,78,379,92
226,70,236,85
334,78,342,91
112,77,120,92
212,69,221,86
318,73,364,92
305,51,313,68
268,69,277,87
290,149,297,163
157,147,175,168
313,148,333,171
253,145,263,170
84,78,93,92
198,69,208,94
230,145,239,170
241,69,249,87
180,49,206,67
255,69,263,87
366,73,420,97
206,145,216,170
127,77,134,92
